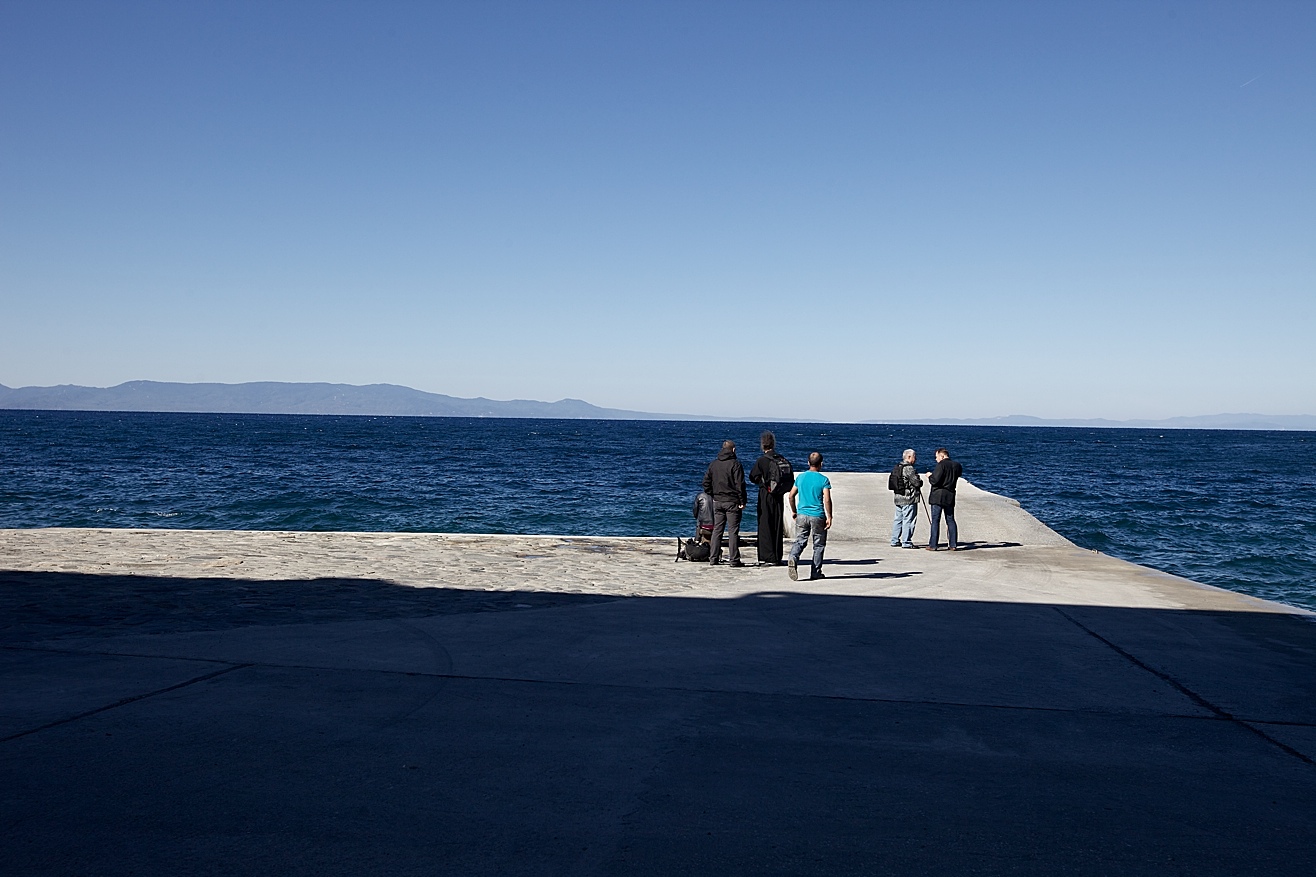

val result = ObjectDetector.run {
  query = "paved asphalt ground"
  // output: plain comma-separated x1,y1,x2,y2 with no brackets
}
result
2,474,1314,875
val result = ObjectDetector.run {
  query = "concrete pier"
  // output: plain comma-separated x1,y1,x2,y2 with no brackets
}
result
2,474,1314,875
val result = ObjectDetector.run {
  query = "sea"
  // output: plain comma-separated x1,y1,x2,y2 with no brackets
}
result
1,409,1313,611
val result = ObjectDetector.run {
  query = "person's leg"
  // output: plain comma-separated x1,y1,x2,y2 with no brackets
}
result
756,492,771,562
891,505,903,546
928,504,942,549
762,493,784,564
710,503,728,563
900,503,918,547
727,505,743,564
775,496,787,563
945,505,958,550
787,515,810,580
811,515,828,577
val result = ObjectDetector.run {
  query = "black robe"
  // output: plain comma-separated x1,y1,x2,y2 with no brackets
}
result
750,453,792,564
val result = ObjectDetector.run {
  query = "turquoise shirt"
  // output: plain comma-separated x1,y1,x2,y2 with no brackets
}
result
794,470,831,518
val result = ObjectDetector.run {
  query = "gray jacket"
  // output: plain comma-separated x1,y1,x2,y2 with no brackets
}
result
894,462,922,508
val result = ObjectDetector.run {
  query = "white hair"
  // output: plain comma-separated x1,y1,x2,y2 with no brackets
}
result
903,448,916,461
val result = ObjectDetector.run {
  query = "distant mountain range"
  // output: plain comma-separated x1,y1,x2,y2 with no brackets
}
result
1,381,1312,430
0,381,693,420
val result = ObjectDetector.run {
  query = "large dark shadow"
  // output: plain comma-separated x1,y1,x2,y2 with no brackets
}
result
0,569,620,644
2,567,1315,876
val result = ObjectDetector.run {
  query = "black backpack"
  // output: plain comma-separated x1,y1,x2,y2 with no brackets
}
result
889,463,906,493
676,537,712,563
770,454,795,496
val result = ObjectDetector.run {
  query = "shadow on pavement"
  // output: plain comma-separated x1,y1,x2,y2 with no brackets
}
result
0,569,620,643
2,568,1315,876
951,540,1024,551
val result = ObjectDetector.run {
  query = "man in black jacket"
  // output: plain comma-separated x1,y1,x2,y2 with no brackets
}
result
702,440,747,567
926,447,963,551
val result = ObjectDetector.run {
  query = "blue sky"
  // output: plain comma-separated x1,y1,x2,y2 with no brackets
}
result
2,0,1312,421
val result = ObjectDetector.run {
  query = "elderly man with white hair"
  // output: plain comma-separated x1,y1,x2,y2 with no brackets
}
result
888,448,922,549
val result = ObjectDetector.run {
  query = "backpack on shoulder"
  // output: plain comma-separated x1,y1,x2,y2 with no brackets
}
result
770,454,794,496
888,463,906,493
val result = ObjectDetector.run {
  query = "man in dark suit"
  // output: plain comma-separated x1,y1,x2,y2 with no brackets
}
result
926,447,963,551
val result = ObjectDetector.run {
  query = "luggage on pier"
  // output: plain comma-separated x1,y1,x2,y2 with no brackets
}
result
676,537,711,562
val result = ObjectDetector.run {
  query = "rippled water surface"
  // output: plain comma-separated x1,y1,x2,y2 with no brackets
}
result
2,410,1313,610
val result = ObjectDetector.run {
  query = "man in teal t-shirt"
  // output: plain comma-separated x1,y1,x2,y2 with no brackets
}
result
787,451,833,581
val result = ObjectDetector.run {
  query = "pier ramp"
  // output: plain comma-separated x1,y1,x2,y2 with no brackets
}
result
2,474,1314,874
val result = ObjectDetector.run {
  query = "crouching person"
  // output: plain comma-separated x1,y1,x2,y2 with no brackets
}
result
679,490,715,561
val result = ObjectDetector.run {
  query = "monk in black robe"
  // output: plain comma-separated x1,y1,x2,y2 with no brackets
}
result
749,430,794,565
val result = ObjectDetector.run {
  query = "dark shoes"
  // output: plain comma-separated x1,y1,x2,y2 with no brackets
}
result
787,558,822,580
729,560,744,568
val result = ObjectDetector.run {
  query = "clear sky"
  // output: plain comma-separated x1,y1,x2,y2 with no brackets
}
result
2,0,1312,422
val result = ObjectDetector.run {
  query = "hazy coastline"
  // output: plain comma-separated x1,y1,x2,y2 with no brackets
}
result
2,380,1313,430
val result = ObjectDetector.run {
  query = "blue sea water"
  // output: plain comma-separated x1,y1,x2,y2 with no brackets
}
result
1,410,1313,610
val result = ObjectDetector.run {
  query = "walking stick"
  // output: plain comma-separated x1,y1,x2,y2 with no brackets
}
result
919,478,934,548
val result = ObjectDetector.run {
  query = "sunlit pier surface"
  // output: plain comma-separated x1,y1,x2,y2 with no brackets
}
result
3,473,1314,875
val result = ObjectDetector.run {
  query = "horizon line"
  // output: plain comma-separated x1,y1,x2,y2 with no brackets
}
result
1,379,1313,429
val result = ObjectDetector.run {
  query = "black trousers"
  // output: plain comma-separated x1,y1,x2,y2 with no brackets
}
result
756,489,785,564
710,500,742,564
929,503,958,549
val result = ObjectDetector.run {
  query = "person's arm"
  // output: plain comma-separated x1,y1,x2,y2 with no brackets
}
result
702,466,713,495
789,485,799,516
735,462,746,509
822,487,833,529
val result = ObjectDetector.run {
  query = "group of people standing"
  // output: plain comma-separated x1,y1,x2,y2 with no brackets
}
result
694,432,962,580
888,447,963,551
